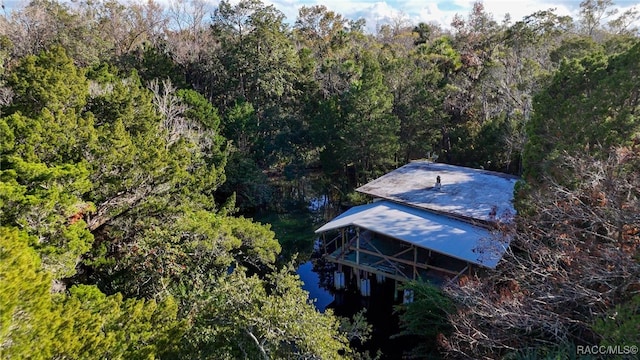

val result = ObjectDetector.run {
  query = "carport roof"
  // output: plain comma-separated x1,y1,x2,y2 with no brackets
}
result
315,200,510,268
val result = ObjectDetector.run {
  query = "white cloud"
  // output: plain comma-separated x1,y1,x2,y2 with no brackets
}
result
184,0,640,33
275,1,580,32
5,0,638,34
480,0,575,23
349,2,410,32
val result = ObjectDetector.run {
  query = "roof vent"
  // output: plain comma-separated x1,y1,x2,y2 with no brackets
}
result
434,175,442,191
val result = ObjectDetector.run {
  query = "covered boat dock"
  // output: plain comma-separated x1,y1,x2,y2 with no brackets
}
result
315,161,518,289
316,200,510,286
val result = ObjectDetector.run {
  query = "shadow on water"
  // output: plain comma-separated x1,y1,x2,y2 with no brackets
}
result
297,254,424,359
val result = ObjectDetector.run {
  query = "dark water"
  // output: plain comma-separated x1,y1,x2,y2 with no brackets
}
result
293,197,427,359
296,259,420,359
296,261,334,312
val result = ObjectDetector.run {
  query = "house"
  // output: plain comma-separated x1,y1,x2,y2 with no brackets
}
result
315,161,518,292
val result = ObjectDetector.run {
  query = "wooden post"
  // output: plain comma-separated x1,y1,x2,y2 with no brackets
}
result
341,228,345,260
356,227,360,265
356,228,361,290
413,246,417,280
393,279,398,301
322,233,327,255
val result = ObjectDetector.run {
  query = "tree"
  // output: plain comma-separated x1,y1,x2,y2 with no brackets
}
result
578,0,640,40
579,0,617,37
0,12,364,359
440,39,640,358
441,148,640,358
524,42,640,181
394,37,459,163
0,227,186,359
163,0,220,94
186,266,350,359
1,0,90,62
0,227,55,357
294,4,366,101
394,281,454,359
6,45,88,117
317,51,399,186
413,22,432,45
211,0,299,110
0,47,95,278
1,42,357,359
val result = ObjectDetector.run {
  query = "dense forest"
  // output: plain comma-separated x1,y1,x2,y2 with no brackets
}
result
1,0,639,359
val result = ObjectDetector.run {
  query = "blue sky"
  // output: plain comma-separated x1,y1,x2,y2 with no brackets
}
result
3,0,640,33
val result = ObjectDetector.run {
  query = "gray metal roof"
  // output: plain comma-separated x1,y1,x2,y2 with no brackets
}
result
356,161,518,223
315,200,510,268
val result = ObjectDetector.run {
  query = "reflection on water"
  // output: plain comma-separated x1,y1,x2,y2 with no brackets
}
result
296,260,334,312
295,197,425,359
296,256,419,359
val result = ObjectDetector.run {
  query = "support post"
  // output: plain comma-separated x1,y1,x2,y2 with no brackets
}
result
413,246,417,280
356,227,360,265
393,279,398,301
322,233,327,255
341,229,345,260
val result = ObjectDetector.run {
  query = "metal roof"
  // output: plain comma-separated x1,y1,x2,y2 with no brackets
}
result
315,201,510,268
356,161,518,223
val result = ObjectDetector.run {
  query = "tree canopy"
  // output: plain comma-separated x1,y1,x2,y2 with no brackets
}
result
1,0,639,358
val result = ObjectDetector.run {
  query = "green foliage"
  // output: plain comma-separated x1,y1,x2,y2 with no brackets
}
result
549,36,603,64
396,52,450,162
211,0,301,113
218,151,272,212
339,52,399,183
524,41,640,181
222,100,259,154
4,2,639,359
53,285,185,360
226,216,281,269
253,211,316,262
0,227,186,359
86,204,282,298
315,51,399,186
0,118,13,152
187,266,350,359
178,88,222,131
394,281,454,358
121,44,187,87
506,343,591,360
458,112,524,171
7,46,88,116
2,47,95,165
594,294,640,347
344,191,370,206
0,156,94,278
339,309,373,345
0,45,347,360
425,36,462,75
0,227,53,357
